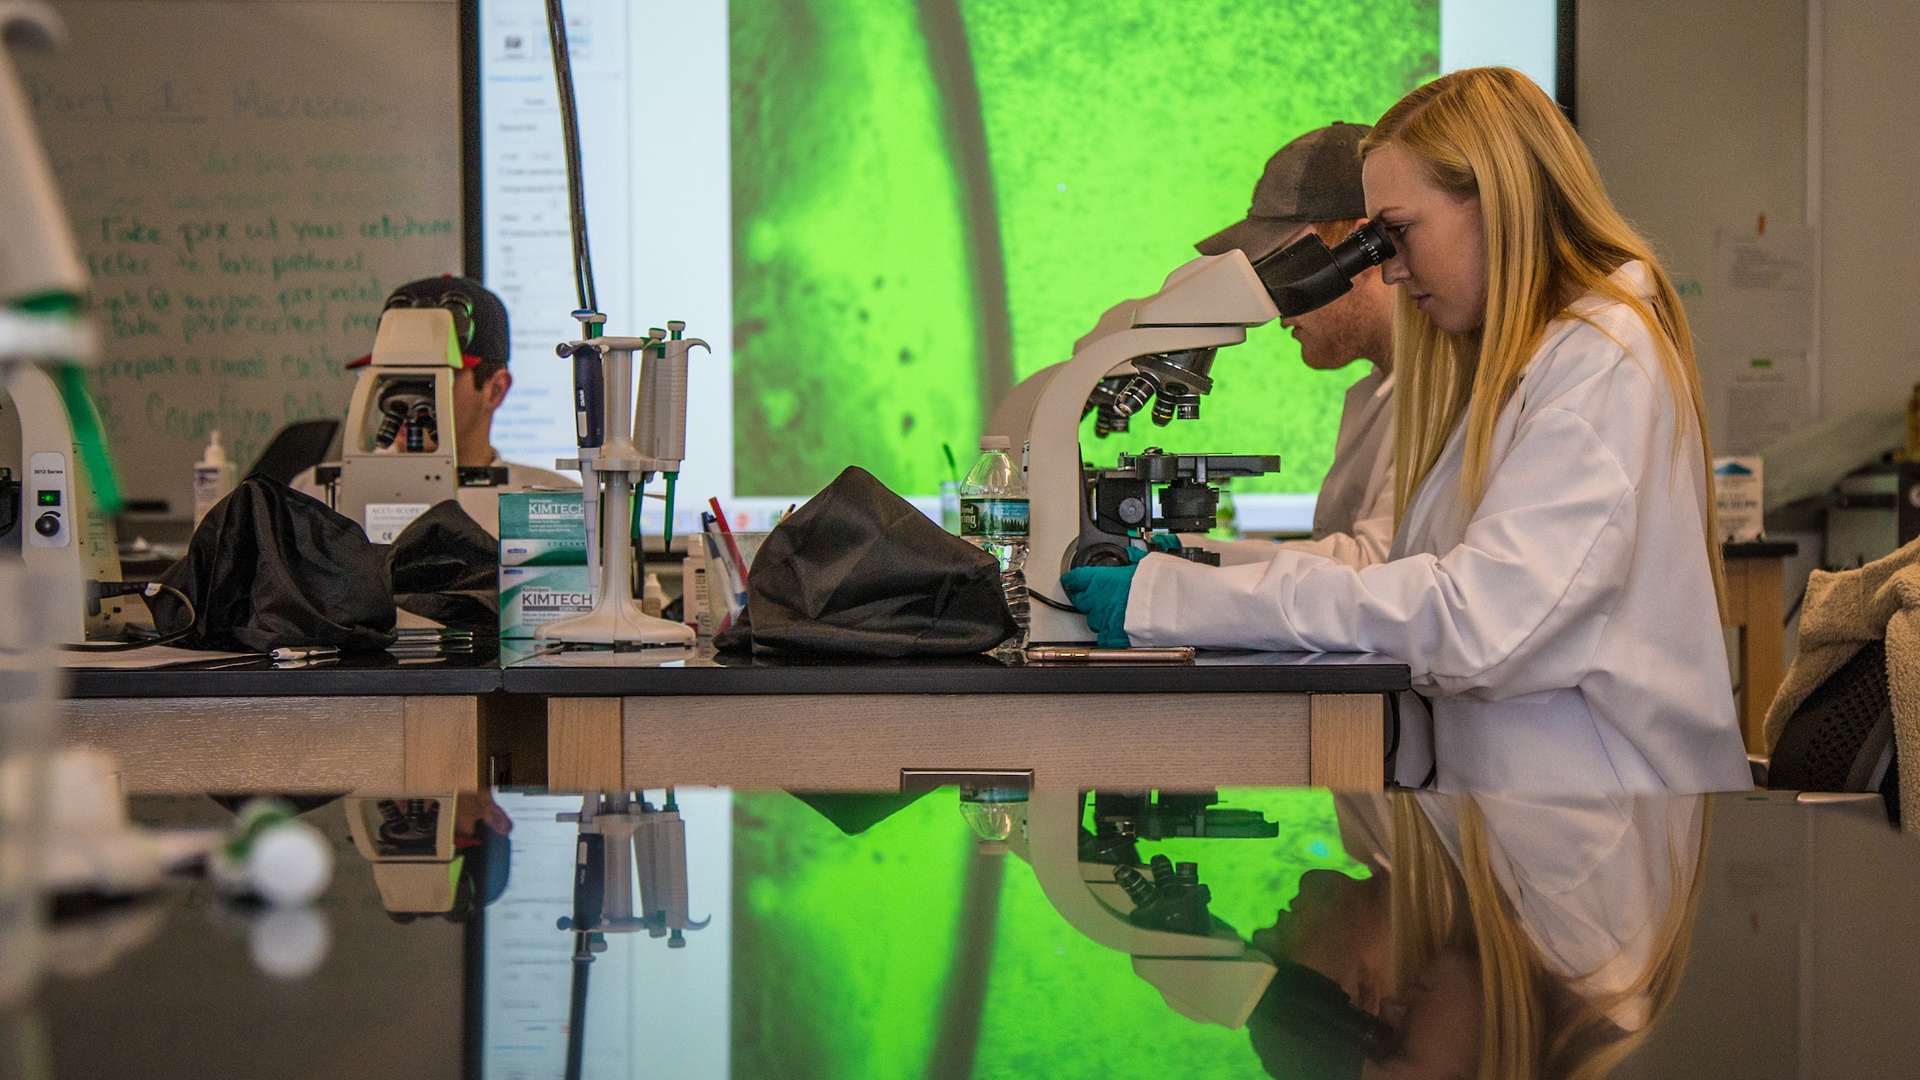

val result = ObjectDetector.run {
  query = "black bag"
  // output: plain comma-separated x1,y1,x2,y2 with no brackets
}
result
149,475,397,653
388,500,499,634
714,466,1017,657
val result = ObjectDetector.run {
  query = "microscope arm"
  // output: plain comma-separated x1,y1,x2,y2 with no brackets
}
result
983,358,1141,448
1024,325,1248,642
1020,790,1278,1029
1022,789,1246,958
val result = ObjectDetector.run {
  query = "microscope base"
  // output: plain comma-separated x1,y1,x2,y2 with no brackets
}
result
1029,604,1097,645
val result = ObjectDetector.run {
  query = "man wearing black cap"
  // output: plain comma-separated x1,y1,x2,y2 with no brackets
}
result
292,275,574,533
1190,122,1396,568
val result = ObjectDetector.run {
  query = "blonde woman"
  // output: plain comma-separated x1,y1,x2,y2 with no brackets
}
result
1372,792,1709,1080
1068,67,1750,793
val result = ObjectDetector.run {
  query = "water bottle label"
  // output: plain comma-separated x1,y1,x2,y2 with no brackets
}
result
960,497,1029,537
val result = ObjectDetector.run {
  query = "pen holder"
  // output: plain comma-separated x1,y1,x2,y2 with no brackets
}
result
701,531,767,636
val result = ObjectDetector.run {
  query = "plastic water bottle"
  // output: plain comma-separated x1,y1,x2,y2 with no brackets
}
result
960,436,1029,646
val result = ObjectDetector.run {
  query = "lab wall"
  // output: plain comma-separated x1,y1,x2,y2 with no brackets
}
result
1815,0,1920,424
19,0,462,517
729,0,1440,498
1579,0,1920,456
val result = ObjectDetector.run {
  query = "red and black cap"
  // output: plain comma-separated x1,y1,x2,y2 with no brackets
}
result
346,275,510,370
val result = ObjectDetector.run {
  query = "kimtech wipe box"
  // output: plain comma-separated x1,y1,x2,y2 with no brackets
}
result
500,565,594,637
499,491,590,566
499,492,593,637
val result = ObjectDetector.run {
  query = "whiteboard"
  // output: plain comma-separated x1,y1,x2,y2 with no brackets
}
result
18,0,462,517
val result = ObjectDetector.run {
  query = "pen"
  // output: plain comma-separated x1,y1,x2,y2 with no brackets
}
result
270,646,341,661
1023,646,1195,663
707,497,750,583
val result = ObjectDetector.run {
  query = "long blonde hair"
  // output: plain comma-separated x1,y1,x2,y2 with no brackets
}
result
1361,67,1724,607
1390,794,1711,1080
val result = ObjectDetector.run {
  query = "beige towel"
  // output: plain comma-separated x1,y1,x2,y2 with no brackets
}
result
1764,537,1920,834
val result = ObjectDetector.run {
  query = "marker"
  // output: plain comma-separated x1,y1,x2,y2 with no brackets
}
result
270,646,341,661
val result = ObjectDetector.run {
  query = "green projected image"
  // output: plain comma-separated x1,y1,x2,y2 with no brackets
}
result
731,788,1368,1080
731,0,1438,497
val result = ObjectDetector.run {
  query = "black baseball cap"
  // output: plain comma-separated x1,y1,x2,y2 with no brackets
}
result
346,274,509,370
1196,122,1372,264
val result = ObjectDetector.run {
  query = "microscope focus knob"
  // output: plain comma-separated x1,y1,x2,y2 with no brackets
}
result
34,512,59,537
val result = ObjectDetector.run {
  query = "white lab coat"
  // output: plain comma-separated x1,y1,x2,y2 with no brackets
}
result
1417,792,1704,1032
1127,262,1751,794
1188,365,1396,570
291,450,577,536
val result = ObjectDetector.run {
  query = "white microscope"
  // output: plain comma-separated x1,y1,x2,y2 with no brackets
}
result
989,221,1396,643
1010,787,1283,1029
0,363,125,643
990,252,1280,643
326,305,474,544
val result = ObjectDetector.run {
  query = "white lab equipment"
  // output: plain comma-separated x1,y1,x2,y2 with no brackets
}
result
211,798,334,909
0,0,109,1008
331,307,466,543
556,791,708,946
343,795,461,914
539,322,706,648
0,361,127,643
995,252,1280,643
1010,789,1279,1029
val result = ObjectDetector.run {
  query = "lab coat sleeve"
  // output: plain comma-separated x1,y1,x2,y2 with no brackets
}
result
1275,496,1395,567
1126,406,1638,700
1176,535,1286,567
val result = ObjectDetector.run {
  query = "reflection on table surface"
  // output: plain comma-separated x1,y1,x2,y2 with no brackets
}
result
499,639,1405,671
15,787,1920,1079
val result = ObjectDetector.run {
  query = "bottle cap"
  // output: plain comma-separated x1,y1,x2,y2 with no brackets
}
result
979,436,1011,451
201,429,229,466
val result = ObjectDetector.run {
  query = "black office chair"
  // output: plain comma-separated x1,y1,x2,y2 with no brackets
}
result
1767,638,1901,826
247,418,339,485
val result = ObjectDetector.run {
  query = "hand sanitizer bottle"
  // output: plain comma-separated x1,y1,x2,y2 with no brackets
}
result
193,429,235,526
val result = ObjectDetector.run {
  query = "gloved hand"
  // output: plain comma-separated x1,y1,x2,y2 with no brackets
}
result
1125,533,1183,563
1060,564,1136,648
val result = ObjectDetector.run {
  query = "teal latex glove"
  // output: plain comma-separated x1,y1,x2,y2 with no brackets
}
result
1060,564,1136,648
1126,533,1183,562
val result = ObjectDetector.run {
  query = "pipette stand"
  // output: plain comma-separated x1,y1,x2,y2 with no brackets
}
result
557,792,708,944
538,336,693,648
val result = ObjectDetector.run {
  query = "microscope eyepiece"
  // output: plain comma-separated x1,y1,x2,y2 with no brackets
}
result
1254,217,1396,318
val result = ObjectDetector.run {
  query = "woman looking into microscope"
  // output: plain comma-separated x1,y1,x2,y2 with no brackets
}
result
1062,66,1749,794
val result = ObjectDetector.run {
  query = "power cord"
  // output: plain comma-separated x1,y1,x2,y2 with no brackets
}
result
544,0,596,314
1028,590,1078,613
61,582,196,652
